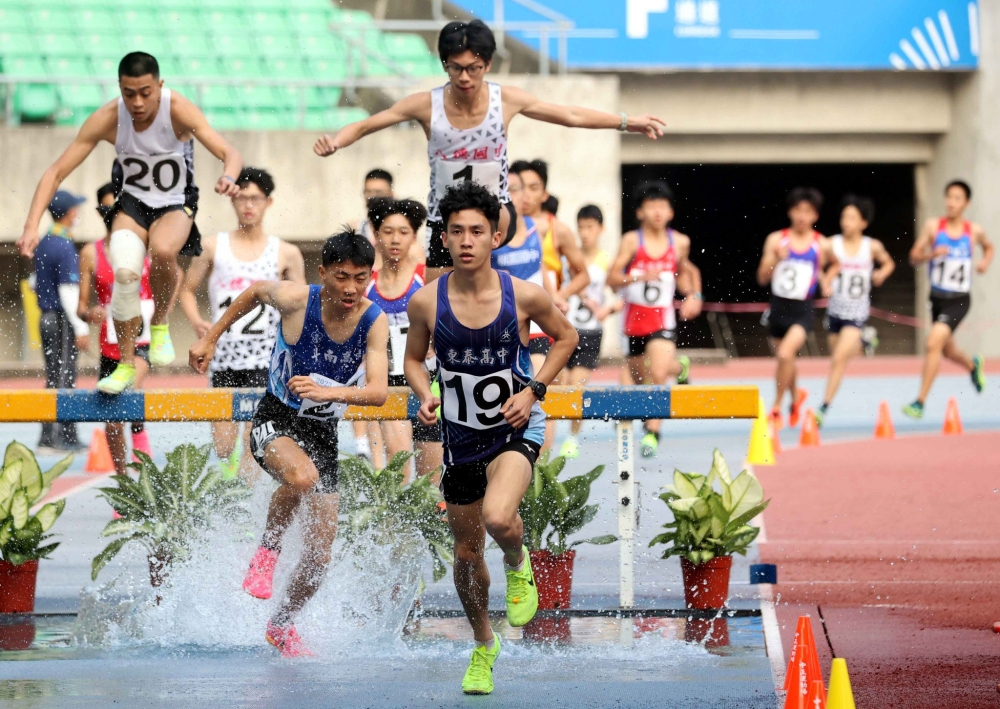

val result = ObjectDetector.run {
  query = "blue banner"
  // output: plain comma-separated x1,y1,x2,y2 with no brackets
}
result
451,1,980,70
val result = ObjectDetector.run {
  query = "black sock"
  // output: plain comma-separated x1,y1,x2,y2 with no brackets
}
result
131,422,144,435
819,403,829,414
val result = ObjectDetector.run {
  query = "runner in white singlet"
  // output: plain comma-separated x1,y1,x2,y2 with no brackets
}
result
18,52,242,396
314,20,665,283
903,180,993,419
180,168,305,482
816,196,895,426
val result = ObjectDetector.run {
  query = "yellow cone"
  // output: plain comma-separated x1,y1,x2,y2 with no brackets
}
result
746,398,775,465
827,658,856,709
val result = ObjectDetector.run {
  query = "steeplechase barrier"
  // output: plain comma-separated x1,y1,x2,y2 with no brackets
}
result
0,384,757,609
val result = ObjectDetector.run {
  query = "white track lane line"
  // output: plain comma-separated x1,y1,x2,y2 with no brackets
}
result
759,582,785,691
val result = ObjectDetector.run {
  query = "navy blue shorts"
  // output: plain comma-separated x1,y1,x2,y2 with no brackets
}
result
824,315,866,334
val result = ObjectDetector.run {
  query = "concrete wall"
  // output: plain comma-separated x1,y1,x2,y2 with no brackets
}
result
924,0,1000,357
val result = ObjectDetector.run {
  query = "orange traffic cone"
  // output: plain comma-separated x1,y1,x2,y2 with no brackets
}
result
784,616,825,699
85,428,115,474
799,410,820,447
874,401,895,440
805,679,827,708
943,397,963,435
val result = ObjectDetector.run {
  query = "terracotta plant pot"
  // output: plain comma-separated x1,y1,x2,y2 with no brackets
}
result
680,555,732,610
0,559,39,614
528,549,576,610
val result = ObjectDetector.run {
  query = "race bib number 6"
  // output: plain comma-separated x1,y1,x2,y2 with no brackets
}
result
625,271,675,308
440,368,513,430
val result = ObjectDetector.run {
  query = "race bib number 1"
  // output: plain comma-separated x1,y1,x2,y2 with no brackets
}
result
297,373,348,421
434,161,502,201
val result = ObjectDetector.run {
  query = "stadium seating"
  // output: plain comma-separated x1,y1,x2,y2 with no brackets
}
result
0,0,443,128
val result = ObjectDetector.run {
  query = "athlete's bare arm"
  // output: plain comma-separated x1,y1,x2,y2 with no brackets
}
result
77,242,102,324
179,234,217,338
189,280,309,373
972,223,994,273
313,93,432,156
871,239,896,287
279,242,307,284
501,85,664,139
18,104,117,257
501,279,578,429
404,283,439,426
287,312,390,407
756,231,786,286
817,236,840,297
606,231,641,289
553,220,590,309
170,93,242,198
909,219,941,265
673,233,703,320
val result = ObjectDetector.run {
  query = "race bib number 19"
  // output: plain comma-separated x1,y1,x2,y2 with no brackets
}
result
440,368,512,430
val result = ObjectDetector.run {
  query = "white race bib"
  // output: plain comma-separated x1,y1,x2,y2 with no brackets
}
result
297,373,348,421
833,270,871,300
387,323,408,377
930,256,972,293
771,259,814,301
624,271,675,308
567,295,600,331
439,368,513,430
106,299,154,345
433,161,502,201
214,290,274,342
117,153,187,206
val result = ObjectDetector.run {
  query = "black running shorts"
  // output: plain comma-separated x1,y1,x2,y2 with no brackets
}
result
528,335,552,356
211,368,268,389
440,439,541,506
930,294,970,331
98,346,150,379
568,330,603,370
626,330,675,358
426,201,518,268
824,315,866,334
105,190,203,256
250,392,339,493
767,296,815,339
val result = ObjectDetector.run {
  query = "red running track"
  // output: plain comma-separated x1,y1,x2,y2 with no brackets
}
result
757,432,1000,708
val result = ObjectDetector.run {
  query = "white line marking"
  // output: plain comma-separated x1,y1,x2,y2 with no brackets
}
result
939,10,960,59
758,583,785,690
900,39,927,69
728,29,820,40
889,52,908,70
924,18,950,66
912,28,941,69
968,2,980,56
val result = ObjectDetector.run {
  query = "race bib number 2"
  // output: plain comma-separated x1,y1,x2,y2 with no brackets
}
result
440,368,512,430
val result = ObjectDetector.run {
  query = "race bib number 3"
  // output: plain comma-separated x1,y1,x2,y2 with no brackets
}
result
771,259,815,301
297,373,347,421
434,161,502,200
440,368,513,430
624,271,675,308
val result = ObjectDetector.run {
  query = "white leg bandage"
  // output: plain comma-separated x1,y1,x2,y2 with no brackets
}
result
109,229,147,321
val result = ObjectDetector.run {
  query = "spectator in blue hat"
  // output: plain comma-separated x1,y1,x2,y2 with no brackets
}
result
33,190,91,455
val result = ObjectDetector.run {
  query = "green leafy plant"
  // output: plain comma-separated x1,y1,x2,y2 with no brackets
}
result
338,452,453,582
91,444,251,584
0,442,72,565
649,449,769,565
519,453,616,556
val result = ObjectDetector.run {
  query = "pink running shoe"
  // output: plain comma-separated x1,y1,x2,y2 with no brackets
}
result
243,547,279,599
131,430,152,463
266,621,314,658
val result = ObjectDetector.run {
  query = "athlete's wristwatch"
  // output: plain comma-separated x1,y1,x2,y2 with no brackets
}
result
527,379,547,401
617,112,629,132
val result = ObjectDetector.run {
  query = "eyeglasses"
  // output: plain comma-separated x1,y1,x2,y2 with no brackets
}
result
444,62,487,78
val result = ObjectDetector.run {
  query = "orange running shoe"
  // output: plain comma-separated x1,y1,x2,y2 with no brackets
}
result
243,547,279,600
769,406,783,430
788,389,809,428
266,621,314,658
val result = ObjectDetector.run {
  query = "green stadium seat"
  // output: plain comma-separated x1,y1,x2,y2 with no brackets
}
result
397,56,442,78
244,0,286,10
117,8,159,28
240,83,281,111
244,108,289,130
263,57,309,80
88,55,119,77
309,56,348,80
256,33,299,59
381,33,434,61
203,108,244,131
170,33,215,56
15,84,59,121
274,84,329,111
161,9,200,31
202,10,248,33
0,9,29,33
28,7,76,33
244,10,290,35
57,83,105,111
35,33,84,59
201,0,245,9
220,56,266,80
1,55,46,78
296,33,346,60
79,33,126,58
302,106,369,131
178,56,224,78
286,10,337,37
287,0,340,11
45,56,93,77
77,9,119,32
208,31,253,56
332,9,377,40
157,56,186,79
121,33,168,57
166,82,199,104
0,32,36,55
200,83,237,110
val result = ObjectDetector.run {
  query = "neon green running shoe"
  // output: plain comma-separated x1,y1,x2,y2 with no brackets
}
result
677,355,691,385
220,451,240,480
505,546,538,627
901,401,924,420
971,355,986,393
149,324,176,367
559,436,579,459
640,431,659,458
462,634,501,695
96,363,136,395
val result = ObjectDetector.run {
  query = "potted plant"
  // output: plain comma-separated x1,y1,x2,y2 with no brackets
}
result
0,442,72,616
91,444,250,593
649,449,769,610
519,453,615,640
338,452,453,634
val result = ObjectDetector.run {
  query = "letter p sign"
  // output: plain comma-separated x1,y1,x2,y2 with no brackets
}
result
627,0,668,39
